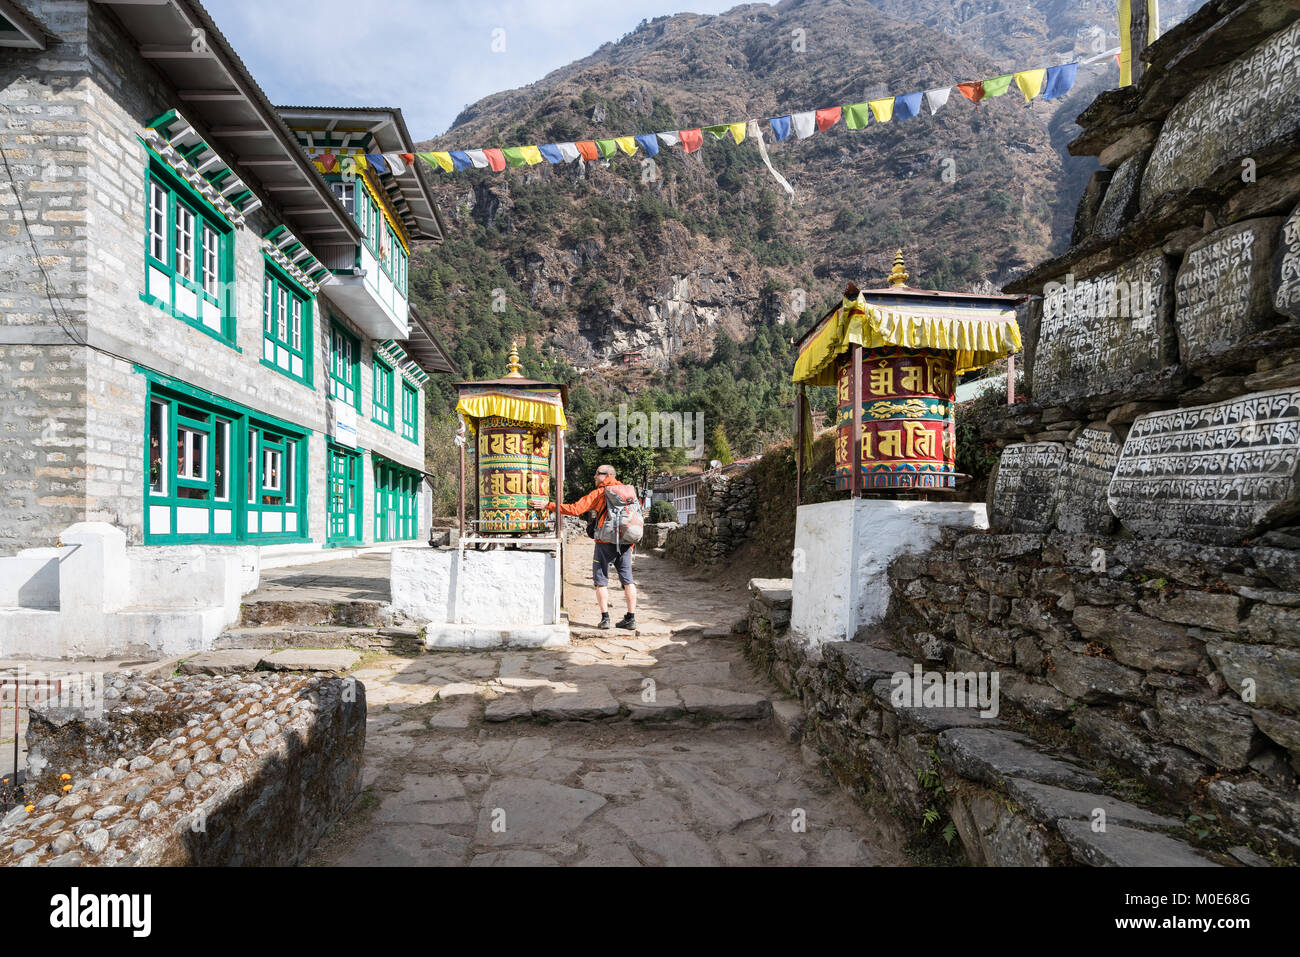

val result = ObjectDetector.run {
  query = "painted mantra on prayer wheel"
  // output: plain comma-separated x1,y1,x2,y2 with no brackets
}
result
835,348,957,490
477,416,553,534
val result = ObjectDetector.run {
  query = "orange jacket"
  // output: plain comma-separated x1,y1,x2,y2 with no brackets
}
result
556,477,634,547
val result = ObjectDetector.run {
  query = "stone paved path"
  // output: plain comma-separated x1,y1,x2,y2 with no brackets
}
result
307,539,909,866
248,554,392,603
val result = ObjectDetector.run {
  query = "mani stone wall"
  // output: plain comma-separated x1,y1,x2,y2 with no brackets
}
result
663,469,758,565
0,671,365,866
936,0,1300,860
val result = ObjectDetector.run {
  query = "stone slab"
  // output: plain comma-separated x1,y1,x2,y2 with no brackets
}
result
484,694,533,722
1175,218,1285,372
1054,427,1121,535
179,650,266,675
258,649,360,674
1140,18,1300,209
1057,820,1219,867
990,442,1066,532
871,679,1004,731
1108,389,1300,544
1276,201,1300,320
678,685,770,720
620,688,684,721
1035,248,1178,408
1004,777,1180,831
937,728,1101,790
532,683,620,721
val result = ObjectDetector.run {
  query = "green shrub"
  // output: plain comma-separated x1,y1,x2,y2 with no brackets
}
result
648,500,678,523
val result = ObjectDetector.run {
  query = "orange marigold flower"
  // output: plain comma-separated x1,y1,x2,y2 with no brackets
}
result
62,784,72,792
60,773,71,781
24,804,34,813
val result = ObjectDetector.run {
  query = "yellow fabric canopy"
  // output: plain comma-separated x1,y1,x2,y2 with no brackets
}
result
792,292,1022,386
455,389,568,432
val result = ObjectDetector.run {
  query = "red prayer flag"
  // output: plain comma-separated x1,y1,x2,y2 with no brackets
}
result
679,128,703,153
576,141,600,161
815,107,842,131
320,152,337,172
401,153,414,165
957,81,985,103
483,148,506,172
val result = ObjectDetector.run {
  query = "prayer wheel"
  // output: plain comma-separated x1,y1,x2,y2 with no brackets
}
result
476,416,553,534
834,347,957,490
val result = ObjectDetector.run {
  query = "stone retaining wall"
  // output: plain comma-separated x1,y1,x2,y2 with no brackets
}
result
0,671,365,866
743,579,1254,866
663,470,757,565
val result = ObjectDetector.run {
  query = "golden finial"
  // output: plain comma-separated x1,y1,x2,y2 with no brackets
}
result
888,248,909,286
505,343,523,378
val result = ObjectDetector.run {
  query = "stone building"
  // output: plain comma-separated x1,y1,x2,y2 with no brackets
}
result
0,0,455,563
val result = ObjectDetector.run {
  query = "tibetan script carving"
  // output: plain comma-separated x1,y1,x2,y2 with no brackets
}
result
1055,427,1121,535
1108,389,1300,544
1036,249,1177,408
1276,201,1300,321
1175,218,1283,371
1141,18,1300,208
991,442,1066,533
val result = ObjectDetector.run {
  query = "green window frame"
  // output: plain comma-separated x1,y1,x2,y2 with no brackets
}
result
372,358,394,430
144,378,308,544
328,321,361,410
261,261,313,386
142,160,235,346
400,381,419,443
374,458,419,542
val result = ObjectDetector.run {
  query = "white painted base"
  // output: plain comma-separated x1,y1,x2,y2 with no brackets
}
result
791,499,988,648
423,622,570,650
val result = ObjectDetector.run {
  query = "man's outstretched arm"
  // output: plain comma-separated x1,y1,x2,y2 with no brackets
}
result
552,487,604,517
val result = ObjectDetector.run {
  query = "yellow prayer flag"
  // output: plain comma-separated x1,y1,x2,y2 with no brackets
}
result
615,136,638,156
353,154,369,171
1015,69,1047,102
728,122,747,144
519,145,543,165
429,152,453,173
868,98,894,123
1119,0,1161,87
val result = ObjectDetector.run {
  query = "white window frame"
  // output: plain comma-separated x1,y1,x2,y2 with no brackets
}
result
149,183,168,263
174,202,194,281
177,425,207,481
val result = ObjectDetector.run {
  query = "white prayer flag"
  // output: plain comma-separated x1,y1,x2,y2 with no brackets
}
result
466,149,490,169
923,88,952,115
384,152,407,175
791,111,817,139
657,131,681,147
557,143,581,162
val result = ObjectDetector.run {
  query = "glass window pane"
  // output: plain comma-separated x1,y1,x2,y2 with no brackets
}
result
175,204,194,280
149,400,166,494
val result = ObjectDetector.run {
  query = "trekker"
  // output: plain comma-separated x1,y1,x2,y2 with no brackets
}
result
547,464,639,629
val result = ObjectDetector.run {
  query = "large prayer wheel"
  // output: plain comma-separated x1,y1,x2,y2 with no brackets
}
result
476,416,552,534
834,347,957,490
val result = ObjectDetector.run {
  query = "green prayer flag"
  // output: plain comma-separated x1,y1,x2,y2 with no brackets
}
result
595,138,617,159
704,125,729,139
982,74,1014,97
502,146,527,167
843,103,871,130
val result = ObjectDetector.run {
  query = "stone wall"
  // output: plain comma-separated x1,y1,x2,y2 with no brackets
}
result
663,469,757,565
0,670,365,866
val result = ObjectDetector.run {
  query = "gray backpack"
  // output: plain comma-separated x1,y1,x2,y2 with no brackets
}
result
596,483,644,546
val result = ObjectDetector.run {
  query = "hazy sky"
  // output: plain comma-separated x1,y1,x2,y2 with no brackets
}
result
204,0,740,141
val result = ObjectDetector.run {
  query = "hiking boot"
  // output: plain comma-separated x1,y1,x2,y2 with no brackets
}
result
615,613,636,630
597,613,612,630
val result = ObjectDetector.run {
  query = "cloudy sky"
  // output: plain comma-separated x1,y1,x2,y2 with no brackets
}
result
205,0,739,142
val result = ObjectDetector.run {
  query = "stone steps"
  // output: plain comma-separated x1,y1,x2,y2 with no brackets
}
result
214,624,385,650
483,682,772,725
237,598,390,628
178,648,361,675
744,582,1229,866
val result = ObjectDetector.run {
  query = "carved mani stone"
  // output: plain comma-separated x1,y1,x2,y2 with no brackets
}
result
991,442,1066,533
1035,248,1179,410
1108,389,1300,545
1175,218,1285,373
1276,201,1300,321
1140,18,1300,209
1055,427,1121,535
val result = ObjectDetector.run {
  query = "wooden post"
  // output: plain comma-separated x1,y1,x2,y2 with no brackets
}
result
457,441,465,539
850,344,863,498
554,428,565,541
1006,354,1016,405
795,384,805,506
